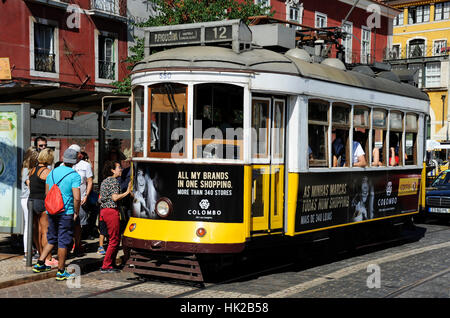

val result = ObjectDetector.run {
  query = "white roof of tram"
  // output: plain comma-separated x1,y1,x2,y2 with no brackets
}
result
132,46,429,103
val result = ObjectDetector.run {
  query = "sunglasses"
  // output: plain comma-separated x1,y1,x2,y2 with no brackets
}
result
38,144,47,148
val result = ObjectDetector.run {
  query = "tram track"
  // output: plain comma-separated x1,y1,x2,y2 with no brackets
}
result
71,223,450,298
383,267,450,298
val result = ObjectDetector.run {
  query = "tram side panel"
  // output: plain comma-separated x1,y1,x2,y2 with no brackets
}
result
289,169,421,234
123,162,246,253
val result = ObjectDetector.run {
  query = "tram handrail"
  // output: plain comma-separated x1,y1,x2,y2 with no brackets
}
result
101,95,131,132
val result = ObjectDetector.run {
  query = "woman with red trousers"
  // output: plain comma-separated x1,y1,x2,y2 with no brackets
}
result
99,161,132,273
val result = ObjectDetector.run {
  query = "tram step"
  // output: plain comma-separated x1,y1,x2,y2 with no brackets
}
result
124,251,204,282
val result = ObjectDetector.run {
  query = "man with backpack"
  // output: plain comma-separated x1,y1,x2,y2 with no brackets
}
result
32,148,81,281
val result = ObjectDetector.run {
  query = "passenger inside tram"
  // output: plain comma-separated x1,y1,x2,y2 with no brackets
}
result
352,131,367,167
332,129,346,167
372,129,385,166
389,132,400,166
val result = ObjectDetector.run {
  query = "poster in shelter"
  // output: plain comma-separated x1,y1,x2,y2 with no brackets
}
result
0,112,17,228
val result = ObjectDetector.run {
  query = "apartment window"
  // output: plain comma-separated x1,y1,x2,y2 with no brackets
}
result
393,9,404,26
435,2,450,21
34,23,55,73
95,31,118,83
342,22,353,63
98,35,115,80
315,12,327,28
408,39,425,57
433,40,447,56
408,63,423,88
408,5,430,24
391,44,401,59
37,109,58,119
255,0,270,7
425,62,441,88
287,3,303,28
361,28,371,64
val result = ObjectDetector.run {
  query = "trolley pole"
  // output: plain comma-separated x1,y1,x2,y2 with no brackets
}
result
26,200,33,267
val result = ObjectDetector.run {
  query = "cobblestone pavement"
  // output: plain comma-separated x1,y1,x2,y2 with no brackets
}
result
0,220,448,299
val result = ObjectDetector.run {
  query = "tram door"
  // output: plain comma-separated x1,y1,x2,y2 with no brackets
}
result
250,97,285,235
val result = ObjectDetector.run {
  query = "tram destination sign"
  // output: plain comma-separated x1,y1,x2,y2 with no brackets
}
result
204,25,232,42
144,19,252,54
150,29,201,46
149,26,232,47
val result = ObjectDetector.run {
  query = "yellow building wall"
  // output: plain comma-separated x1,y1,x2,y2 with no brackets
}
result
393,4,450,57
390,2,450,140
428,90,448,138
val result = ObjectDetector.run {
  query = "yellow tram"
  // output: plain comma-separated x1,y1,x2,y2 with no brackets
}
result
119,20,429,281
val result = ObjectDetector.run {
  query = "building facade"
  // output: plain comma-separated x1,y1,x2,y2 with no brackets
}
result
0,0,129,91
255,0,399,64
383,0,450,142
0,0,130,181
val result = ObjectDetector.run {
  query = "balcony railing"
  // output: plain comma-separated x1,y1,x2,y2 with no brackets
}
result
384,45,450,61
99,60,115,80
35,49,55,73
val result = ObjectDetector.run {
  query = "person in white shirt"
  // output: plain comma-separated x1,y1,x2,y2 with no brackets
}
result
68,144,93,255
352,131,367,167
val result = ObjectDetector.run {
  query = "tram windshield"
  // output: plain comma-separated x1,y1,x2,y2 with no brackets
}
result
149,83,187,157
193,83,244,160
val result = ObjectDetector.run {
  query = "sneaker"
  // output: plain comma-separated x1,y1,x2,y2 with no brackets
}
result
45,258,59,268
100,267,121,274
32,253,39,261
97,246,105,255
56,270,76,281
32,263,51,273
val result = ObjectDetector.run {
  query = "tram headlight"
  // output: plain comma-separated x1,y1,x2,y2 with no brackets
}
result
155,197,173,218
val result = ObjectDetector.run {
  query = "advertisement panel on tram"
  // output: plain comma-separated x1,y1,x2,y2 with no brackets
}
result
295,170,421,232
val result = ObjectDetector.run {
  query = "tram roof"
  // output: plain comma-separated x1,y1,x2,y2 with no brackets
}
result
132,46,429,103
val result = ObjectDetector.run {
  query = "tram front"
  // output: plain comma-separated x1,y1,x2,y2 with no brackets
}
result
123,80,249,255
120,21,283,280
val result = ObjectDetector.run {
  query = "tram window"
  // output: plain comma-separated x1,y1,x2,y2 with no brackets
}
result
132,86,145,157
353,107,369,167
405,113,418,165
252,98,270,159
308,99,329,167
193,84,243,160
389,111,404,166
372,109,387,167
331,103,350,167
273,100,285,159
149,83,187,157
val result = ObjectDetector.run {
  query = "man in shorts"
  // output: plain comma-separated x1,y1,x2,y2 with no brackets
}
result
68,144,93,255
32,148,81,281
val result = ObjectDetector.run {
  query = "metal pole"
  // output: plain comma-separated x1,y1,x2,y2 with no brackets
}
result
26,200,33,267
98,112,106,183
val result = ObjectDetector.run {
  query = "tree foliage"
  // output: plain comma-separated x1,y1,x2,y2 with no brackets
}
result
113,0,273,94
